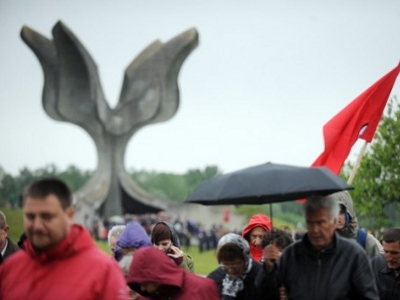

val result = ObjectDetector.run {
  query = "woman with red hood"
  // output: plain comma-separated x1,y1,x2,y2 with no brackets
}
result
241,214,271,262
127,247,219,300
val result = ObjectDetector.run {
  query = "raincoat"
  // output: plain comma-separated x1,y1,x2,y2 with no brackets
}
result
329,191,383,258
0,224,129,300
117,221,152,249
242,214,271,262
127,246,219,300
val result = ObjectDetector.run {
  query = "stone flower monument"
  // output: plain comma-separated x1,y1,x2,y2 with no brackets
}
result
20,21,199,223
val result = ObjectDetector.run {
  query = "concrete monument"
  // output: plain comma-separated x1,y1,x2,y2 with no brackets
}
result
20,21,199,223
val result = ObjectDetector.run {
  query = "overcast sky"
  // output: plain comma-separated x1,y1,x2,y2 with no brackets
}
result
1,0,400,176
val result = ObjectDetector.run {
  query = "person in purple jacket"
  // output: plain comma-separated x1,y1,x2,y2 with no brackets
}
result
116,221,152,256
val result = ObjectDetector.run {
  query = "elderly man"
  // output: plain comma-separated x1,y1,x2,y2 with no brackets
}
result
108,225,126,261
371,227,400,300
261,195,379,300
0,210,20,262
0,178,129,300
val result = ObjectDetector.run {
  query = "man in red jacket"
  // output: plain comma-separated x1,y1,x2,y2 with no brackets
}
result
0,178,130,300
242,214,271,262
127,246,220,299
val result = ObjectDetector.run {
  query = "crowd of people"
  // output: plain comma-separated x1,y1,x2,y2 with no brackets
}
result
0,178,399,299
93,210,242,254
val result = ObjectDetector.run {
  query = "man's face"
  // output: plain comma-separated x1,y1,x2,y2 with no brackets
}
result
383,241,400,270
306,208,336,250
24,194,74,251
250,227,266,248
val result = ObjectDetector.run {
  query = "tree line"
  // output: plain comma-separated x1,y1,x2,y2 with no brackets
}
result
0,165,220,206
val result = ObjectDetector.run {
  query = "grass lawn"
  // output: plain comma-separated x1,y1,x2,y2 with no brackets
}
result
2,207,219,275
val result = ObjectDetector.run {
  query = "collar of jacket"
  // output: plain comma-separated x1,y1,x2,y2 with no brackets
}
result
298,231,339,257
24,224,94,263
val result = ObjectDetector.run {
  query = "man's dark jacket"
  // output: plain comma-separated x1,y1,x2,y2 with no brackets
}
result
371,253,400,300
257,232,379,300
2,237,19,260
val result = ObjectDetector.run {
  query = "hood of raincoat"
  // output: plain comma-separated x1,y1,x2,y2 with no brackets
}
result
217,233,250,261
328,191,358,239
151,221,181,248
117,221,152,249
242,214,272,239
127,246,184,297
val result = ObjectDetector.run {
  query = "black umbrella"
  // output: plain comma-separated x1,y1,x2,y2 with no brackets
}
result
185,162,352,215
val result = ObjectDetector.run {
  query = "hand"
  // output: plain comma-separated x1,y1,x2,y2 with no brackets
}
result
263,244,281,272
128,287,141,300
167,245,184,259
279,285,288,300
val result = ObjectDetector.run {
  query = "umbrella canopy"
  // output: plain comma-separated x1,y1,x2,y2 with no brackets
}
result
185,162,352,205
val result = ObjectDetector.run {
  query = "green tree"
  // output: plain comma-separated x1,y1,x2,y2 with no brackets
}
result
131,166,221,201
345,97,400,228
59,165,93,191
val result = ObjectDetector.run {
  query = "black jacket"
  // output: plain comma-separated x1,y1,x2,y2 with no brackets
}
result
258,232,379,300
208,259,275,300
2,237,19,260
371,253,400,300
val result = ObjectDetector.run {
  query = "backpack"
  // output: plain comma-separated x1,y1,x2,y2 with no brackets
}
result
356,228,367,249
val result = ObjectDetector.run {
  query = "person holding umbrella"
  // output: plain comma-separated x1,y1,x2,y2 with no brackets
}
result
261,195,379,299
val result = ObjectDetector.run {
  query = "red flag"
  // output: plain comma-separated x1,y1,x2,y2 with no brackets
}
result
312,62,400,174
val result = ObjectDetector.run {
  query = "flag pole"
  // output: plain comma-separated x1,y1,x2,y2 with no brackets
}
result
347,140,368,184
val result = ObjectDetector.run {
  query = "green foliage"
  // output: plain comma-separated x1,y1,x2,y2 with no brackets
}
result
185,247,218,275
344,97,400,228
131,166,220,201
0,164,92,207
0,207,24,242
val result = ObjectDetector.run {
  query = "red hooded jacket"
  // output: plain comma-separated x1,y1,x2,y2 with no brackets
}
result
127,247,219,300
242,214,272,262
0,224,129,300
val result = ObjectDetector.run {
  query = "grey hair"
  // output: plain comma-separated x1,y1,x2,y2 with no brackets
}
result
303,194,340,221
107,225,126,246
0,210,6,228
